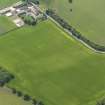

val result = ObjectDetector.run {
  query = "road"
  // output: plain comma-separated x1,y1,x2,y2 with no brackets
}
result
1,2,105,53
31,3,105,53
48,16,105,54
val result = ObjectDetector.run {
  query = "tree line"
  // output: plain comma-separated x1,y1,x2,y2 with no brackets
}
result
46,9,105,52
10,87,44,105
0,66,44,105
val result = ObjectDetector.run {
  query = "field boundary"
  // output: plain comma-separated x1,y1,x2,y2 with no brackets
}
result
0,27,23,37
45,11,105,54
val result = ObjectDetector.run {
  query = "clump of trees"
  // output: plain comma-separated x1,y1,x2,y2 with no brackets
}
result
31,0,40,5
22,14,37,25
19,12,47,26
46,9,105,52
0,67,15,87
22,0,40,5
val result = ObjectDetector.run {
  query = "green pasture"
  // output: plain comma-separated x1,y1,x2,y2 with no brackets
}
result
0,20,104,105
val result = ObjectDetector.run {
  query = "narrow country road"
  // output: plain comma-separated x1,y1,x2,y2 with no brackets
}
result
32,2,105,53
1,1,105,54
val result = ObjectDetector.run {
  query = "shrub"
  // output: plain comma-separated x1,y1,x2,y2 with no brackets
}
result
11,88,17,94
17,91,23,97
32,98,37,105
0,80,5,87
23,94,31,101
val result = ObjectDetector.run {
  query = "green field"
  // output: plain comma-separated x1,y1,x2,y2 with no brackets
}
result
0,20,104,105
0,0,18,8
0,87,32,105
40,0,105,46
0,16,16,35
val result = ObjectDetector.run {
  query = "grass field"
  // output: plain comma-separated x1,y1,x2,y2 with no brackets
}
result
0,16,16,35
0,87,32,105
40,0,105,46
0,0,18,8
0,20,104,105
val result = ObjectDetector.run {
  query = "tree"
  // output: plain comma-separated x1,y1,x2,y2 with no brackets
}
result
5,77,10,83
11,88,17,94
23,15,37,25
9,74,15,79
32,99,37,105
70,9,72,12
22,0,29,4
0,80,5,87
68,0,73,12
17,91,23,97
68,0,73,3
23,94,31,101
31,0,40,5
38,101,44,105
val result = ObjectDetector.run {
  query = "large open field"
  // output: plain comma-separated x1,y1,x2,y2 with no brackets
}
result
0,20,104,105
40,0,105,46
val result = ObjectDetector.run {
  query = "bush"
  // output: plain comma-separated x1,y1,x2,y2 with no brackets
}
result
31,0,40,5
17,91,23,97
23,15,37,25
38,101,44,105
0,80,5,87
32,98,37,105
23,94,31,101
0,67,15,86
11,88,17,94
9,74,15,79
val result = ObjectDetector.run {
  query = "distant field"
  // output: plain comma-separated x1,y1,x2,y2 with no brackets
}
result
40,0,105,45
0,0,18,8
0,87,32,105
0,16,16,35
0,20,104,105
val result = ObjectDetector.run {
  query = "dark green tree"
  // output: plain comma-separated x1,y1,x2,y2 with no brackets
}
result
17,91,23,97
32,99,37,105
11,88,17,94
23,94,31,101
68,0,73,3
